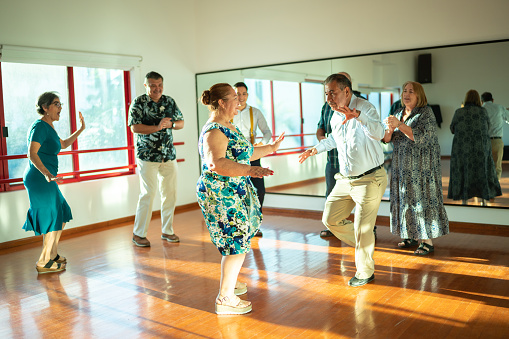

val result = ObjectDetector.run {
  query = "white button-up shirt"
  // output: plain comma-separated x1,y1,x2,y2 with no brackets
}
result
483,101,509,138
315,95,385,177
232,105,272,144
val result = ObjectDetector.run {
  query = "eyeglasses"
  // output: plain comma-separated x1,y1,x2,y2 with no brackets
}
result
52,102,63,108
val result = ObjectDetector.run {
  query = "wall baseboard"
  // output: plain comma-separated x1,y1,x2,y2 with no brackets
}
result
0,202,200,251
263,207,509,237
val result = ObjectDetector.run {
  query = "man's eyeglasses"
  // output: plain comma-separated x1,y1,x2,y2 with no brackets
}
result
52,102,63,108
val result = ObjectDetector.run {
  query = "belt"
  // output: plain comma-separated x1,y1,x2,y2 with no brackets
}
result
346,165,383,180
490,137,502,139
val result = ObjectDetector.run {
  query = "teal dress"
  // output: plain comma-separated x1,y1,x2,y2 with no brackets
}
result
23,120,72,235
196,122,262,256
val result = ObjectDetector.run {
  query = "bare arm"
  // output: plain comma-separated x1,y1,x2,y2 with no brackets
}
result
28,142,59,182
316,128,326,141
203,129,273,178
61,111,86,149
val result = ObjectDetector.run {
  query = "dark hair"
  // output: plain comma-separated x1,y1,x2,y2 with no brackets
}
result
324,73,352,91
36,92,60,116
201,83,232,111
145,71,163,83
464,89,482,107
481,92,493,102
234,82,248,91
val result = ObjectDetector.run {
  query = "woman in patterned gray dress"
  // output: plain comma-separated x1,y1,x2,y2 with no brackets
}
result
198,83,284,314
383,81,449,255
448,90,501,204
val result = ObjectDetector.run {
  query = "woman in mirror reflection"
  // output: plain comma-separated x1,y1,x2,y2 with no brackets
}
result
448,89,502,205
197,83,284,314
383,81,449,255
23,92,86,273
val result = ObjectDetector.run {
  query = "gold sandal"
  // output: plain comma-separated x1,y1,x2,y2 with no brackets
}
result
215,295,252,315
234,282,247,296
36,259,66,274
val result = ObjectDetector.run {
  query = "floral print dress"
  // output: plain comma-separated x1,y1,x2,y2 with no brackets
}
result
197,122,262,256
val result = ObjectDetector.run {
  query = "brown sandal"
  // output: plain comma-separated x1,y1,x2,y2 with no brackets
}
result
36,259,66,274
215,295,252,315
53,254,67,264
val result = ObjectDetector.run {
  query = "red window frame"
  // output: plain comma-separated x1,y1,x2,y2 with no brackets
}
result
0,64,185,192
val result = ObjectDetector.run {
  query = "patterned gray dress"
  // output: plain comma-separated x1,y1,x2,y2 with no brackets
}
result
448,104,501,200
389,106,449,240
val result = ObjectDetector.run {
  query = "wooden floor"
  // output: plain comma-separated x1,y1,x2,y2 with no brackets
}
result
1,210,509,338
268,160,509,208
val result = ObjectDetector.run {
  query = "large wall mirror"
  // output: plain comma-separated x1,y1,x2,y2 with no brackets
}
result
196,39,509,209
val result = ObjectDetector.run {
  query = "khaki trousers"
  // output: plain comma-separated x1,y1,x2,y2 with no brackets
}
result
133,159,178,238
491,138,504,180
322,167,387,279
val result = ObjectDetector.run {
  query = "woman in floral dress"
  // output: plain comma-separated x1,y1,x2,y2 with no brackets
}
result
197,83,283,314
383,81,449,255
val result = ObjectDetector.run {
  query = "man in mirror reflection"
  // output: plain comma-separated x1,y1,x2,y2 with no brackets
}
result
481,92,509,181
129,71,184,247
300,73,387,287
232,82,272,237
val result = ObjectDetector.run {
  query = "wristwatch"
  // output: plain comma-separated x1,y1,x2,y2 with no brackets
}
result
171,122,176,129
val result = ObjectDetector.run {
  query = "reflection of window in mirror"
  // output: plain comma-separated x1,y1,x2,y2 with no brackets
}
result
244,78,325,152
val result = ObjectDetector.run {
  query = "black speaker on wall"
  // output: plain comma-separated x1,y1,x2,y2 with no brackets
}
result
417,54,432,83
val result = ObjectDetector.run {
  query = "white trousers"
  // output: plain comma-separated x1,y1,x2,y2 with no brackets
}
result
133,159,178,238
322,167,387,279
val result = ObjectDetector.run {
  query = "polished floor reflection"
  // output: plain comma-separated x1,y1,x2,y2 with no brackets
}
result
1,211,508,338
268,160,509,208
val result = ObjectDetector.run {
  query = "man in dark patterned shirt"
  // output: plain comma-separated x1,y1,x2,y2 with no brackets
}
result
128,71,184,247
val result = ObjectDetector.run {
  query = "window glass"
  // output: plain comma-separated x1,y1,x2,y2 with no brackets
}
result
1,62,70,178
73,67,128,171
301,82,324,148
244,79,273,137
272,80,300,149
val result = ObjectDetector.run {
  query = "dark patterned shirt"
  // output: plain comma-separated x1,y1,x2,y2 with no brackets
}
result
128,94,183,162
317,102,339,169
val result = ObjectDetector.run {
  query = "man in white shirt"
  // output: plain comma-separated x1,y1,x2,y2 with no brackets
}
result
299,73,387,287
481,92,509,179
233,82,272,236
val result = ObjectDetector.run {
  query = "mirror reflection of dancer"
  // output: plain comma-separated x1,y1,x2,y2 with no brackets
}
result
300,74,387,287
197,83,284,314
232,82,272,237
23,92,85,273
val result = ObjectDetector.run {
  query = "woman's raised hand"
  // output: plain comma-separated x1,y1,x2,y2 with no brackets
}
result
270,132,285,153
78,111,86,131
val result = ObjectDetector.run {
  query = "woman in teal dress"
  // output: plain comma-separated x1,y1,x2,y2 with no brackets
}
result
23,92,85,274
197,83,283,315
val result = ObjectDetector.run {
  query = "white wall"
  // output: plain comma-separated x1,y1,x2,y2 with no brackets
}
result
1,0,509,243
0,0,200,242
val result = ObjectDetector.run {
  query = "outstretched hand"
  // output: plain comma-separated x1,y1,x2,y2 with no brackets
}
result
248,166,274,178
298,147,317,164
336,106,359,125
270,132,285,152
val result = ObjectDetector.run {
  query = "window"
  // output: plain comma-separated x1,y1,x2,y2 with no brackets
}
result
243,78,325,155
0,62,134,192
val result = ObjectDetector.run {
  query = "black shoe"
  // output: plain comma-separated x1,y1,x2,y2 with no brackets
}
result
348,274,374,287
320,229,333,237
254,230,263,237
374,227,377,241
